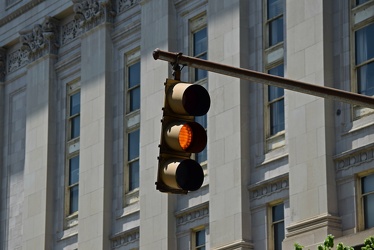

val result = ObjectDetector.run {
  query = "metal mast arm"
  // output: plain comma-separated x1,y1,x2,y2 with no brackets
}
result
153,48,374,109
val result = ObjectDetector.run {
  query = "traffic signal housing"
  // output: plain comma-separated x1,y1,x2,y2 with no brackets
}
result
156,79,210,194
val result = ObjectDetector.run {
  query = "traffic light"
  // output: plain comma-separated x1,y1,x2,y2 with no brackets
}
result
156,79,210,194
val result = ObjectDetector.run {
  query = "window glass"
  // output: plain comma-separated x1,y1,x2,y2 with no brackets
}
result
272,203,285,250
129,160,140,190
70,92,80,115
70,92,81,139
362,174,374,229
193,27,208,81
195,229,206,250
128,61,141,112
268,0,284,19
355,23,374,96
356,0,369,6
128,129,140,160
71,116,80,139
268,64,285,136
269,17,284,47
69,156,79,185
70,186,79,214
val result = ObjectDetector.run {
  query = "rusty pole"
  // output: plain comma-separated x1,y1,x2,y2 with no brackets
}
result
153,48,374,109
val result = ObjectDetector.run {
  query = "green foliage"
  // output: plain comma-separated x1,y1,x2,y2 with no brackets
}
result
361,236,374,250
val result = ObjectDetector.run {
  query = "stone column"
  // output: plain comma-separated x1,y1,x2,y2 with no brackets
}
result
283,1,341,248
20,16,59,250
139,0,178,249
208,0,253,249
73,0,115,249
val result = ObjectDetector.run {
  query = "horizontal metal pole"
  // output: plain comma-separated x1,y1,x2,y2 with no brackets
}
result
153,48,374,109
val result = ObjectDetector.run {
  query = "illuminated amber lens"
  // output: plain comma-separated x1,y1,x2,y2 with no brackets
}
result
179,124,193,150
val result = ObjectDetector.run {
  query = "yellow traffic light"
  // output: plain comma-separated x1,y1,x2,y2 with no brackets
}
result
156,79,210,194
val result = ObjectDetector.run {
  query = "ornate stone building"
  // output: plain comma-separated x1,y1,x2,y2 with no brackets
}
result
0,0,374,249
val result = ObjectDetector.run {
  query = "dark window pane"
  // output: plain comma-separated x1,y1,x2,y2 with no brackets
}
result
356,0,369,6
128,129,140,161
196,230,206,247
355,23,374,65
195,114,207,128
129,62,140,89
269,17,284,46
129,160,139,190
269,86,284,101
70,92,80,116
364,194,374,229
362,174,374,194
268,0,283,19
194,28,207,56
270,99,285,135
130,86,140,111
274,221,285,250
70,185,79,214
71,116,80,139
272,204,284,222
196,147,207,163
357,62,374,96
268,64,284,77
69,156,79,185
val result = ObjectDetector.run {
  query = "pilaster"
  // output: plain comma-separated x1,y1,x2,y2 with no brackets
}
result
208,0,253,249
20,16,59,250
139,0,178,249
74,0,115,249
283,0,341,248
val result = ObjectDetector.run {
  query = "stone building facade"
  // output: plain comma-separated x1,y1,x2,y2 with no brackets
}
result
0,0,374,249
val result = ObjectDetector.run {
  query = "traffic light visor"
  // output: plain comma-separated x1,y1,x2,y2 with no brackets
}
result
167,83,210,116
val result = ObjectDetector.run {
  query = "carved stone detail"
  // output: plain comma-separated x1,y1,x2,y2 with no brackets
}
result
73,0,116,32
0,48,6,82
176,203,209,226
111,228,139,249
118,0,140,14
7,49,29,73
61,19,83,45
334,144,374,173
249,174,289,200
19,16,60,62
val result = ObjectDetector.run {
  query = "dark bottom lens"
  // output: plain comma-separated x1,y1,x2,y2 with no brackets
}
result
175,159,204,191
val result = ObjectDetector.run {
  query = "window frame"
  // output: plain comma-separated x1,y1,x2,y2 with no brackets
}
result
264,0,284,49
65,81,81,228
267,201,285,250
350,0,374,119
191,227,206,250
189,13,208,174
357,172,374,231
124,48,141,206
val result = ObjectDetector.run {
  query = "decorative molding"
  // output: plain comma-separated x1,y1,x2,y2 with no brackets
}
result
175,202,209,226
73,0,116,32
334,143,374,173
19,16,60,62
214,240,254,250
248,173,289,200
0,48,6,82
0,0,46,27
286,214,341,237
111,227,139,249
61,19,83,45
7,48,29,73
118,0,140,14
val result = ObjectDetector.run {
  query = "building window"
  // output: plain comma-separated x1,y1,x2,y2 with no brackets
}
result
267,64,285,136
192,228,206,250
190,14,208,172
354,23,374,96
65,82,80,227
124,49,141,206
269,203,285,250
360,173,374,229
127,129,140,191
266,0,284,48
193,27,208,81
351,0,374,118
127,61,141,113
68,155,79,214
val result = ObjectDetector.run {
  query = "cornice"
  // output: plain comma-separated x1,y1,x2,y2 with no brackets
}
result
334,142,374,173
0,0,46,27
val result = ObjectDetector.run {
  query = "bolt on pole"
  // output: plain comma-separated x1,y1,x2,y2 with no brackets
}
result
153,48,374,109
